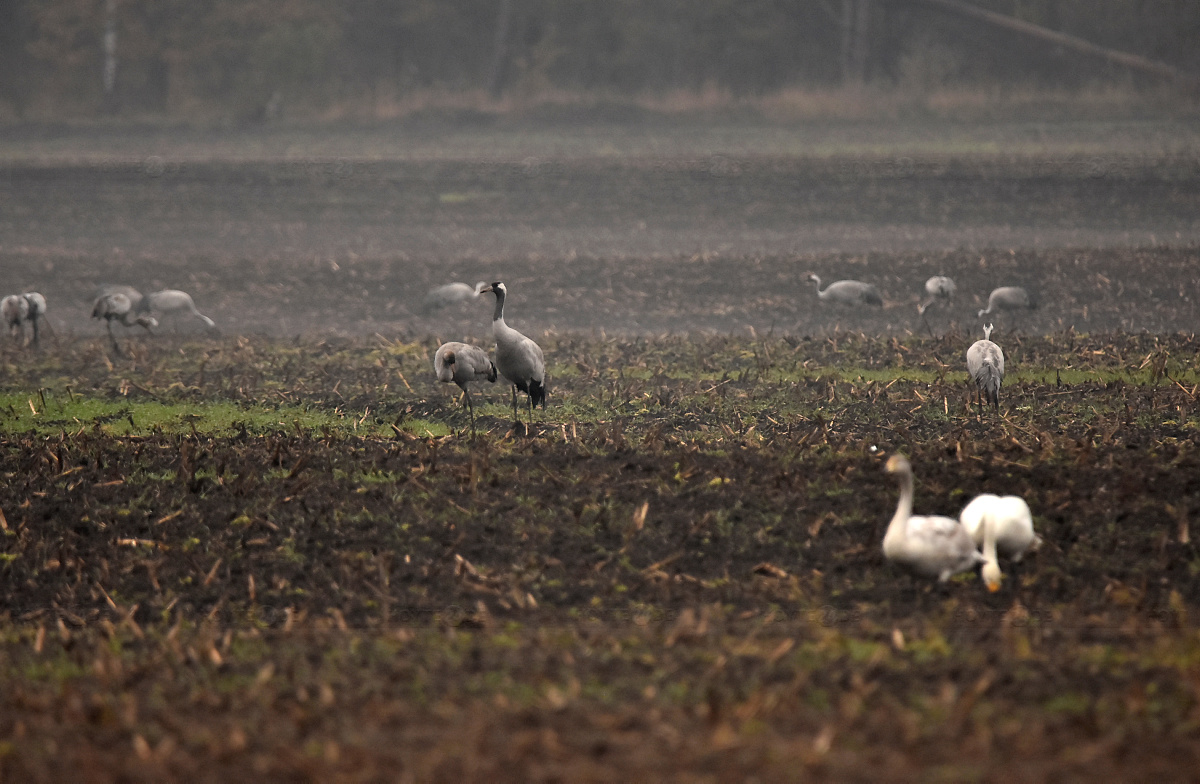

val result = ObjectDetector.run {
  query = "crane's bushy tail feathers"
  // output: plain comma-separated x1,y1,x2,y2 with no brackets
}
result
980,364,1002,411
487,361,498,383
528,379,547,409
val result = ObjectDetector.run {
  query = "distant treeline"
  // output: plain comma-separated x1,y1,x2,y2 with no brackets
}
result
2,0,1197,119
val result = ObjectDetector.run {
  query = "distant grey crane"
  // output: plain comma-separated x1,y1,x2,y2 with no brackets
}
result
22,292,48,344
94,284,146,311
92,292,158,354
423,281,488,314
917,275,956,313
978,286,1035,318
807,273,882,307
917,275,957,336
482,281,546,428
143,289,216,329
966,323,1004,413
434,341,498,434
2,295,29,342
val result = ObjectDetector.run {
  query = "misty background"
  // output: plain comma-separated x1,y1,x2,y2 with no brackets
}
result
1,0,1198,122
1,1,1198,341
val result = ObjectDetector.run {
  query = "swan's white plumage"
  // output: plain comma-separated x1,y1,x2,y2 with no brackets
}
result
883,454,983,582
960,493,1040,561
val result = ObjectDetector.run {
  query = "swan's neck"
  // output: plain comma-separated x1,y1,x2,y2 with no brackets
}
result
884,472,913,556
981,511,999,564
811,276,825,295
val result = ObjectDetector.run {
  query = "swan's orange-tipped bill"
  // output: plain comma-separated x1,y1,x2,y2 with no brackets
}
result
986,580,1001,593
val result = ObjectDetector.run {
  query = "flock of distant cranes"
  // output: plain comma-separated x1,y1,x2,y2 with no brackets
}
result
1,268,1042,591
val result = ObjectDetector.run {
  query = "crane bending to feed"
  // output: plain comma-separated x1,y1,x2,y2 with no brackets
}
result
95,284,145,311
92,293,158,354
423,281,488,314
966,324,1004,413
482,281,546,429
2,295,29,342
21,293,48,343
807,273,882,307
978,286,1035,318
917,275,956,314
883,454,984,582
434,341,498,434
143,289,216,329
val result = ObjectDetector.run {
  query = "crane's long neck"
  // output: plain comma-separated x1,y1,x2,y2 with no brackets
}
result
492,288,506,325
884,471,914,556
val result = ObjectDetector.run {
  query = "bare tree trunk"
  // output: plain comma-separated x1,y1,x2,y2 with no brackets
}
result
102,0,118,112
841,0,871,84
488,0,514,98
916,0,1200,90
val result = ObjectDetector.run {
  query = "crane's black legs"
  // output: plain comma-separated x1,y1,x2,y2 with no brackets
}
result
462,389,477,435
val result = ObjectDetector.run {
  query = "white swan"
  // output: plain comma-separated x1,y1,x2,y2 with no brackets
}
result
883,455,984,581
960,493,1041,584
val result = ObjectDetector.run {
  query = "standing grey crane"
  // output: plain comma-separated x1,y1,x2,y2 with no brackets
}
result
22,293,48,344
92,293,158,354
143,289,216,329
807,273,882,307
978,286,1035,318
966,324,1004,413
423,281,488,314
2,295,29,343
481,281,546,429
434,341,498,434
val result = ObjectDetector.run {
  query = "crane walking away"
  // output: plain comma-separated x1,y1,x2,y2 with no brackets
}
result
92,292,158,355
966,324,1004,413
423,281,488,314
434,342,498,434
807,273,883,307
2,295,29,343
978,286,1036,318
143,289,216,330
481,281,546,430
882,454,984,582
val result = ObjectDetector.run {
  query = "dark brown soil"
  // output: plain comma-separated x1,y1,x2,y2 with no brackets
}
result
1,137,1199,781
